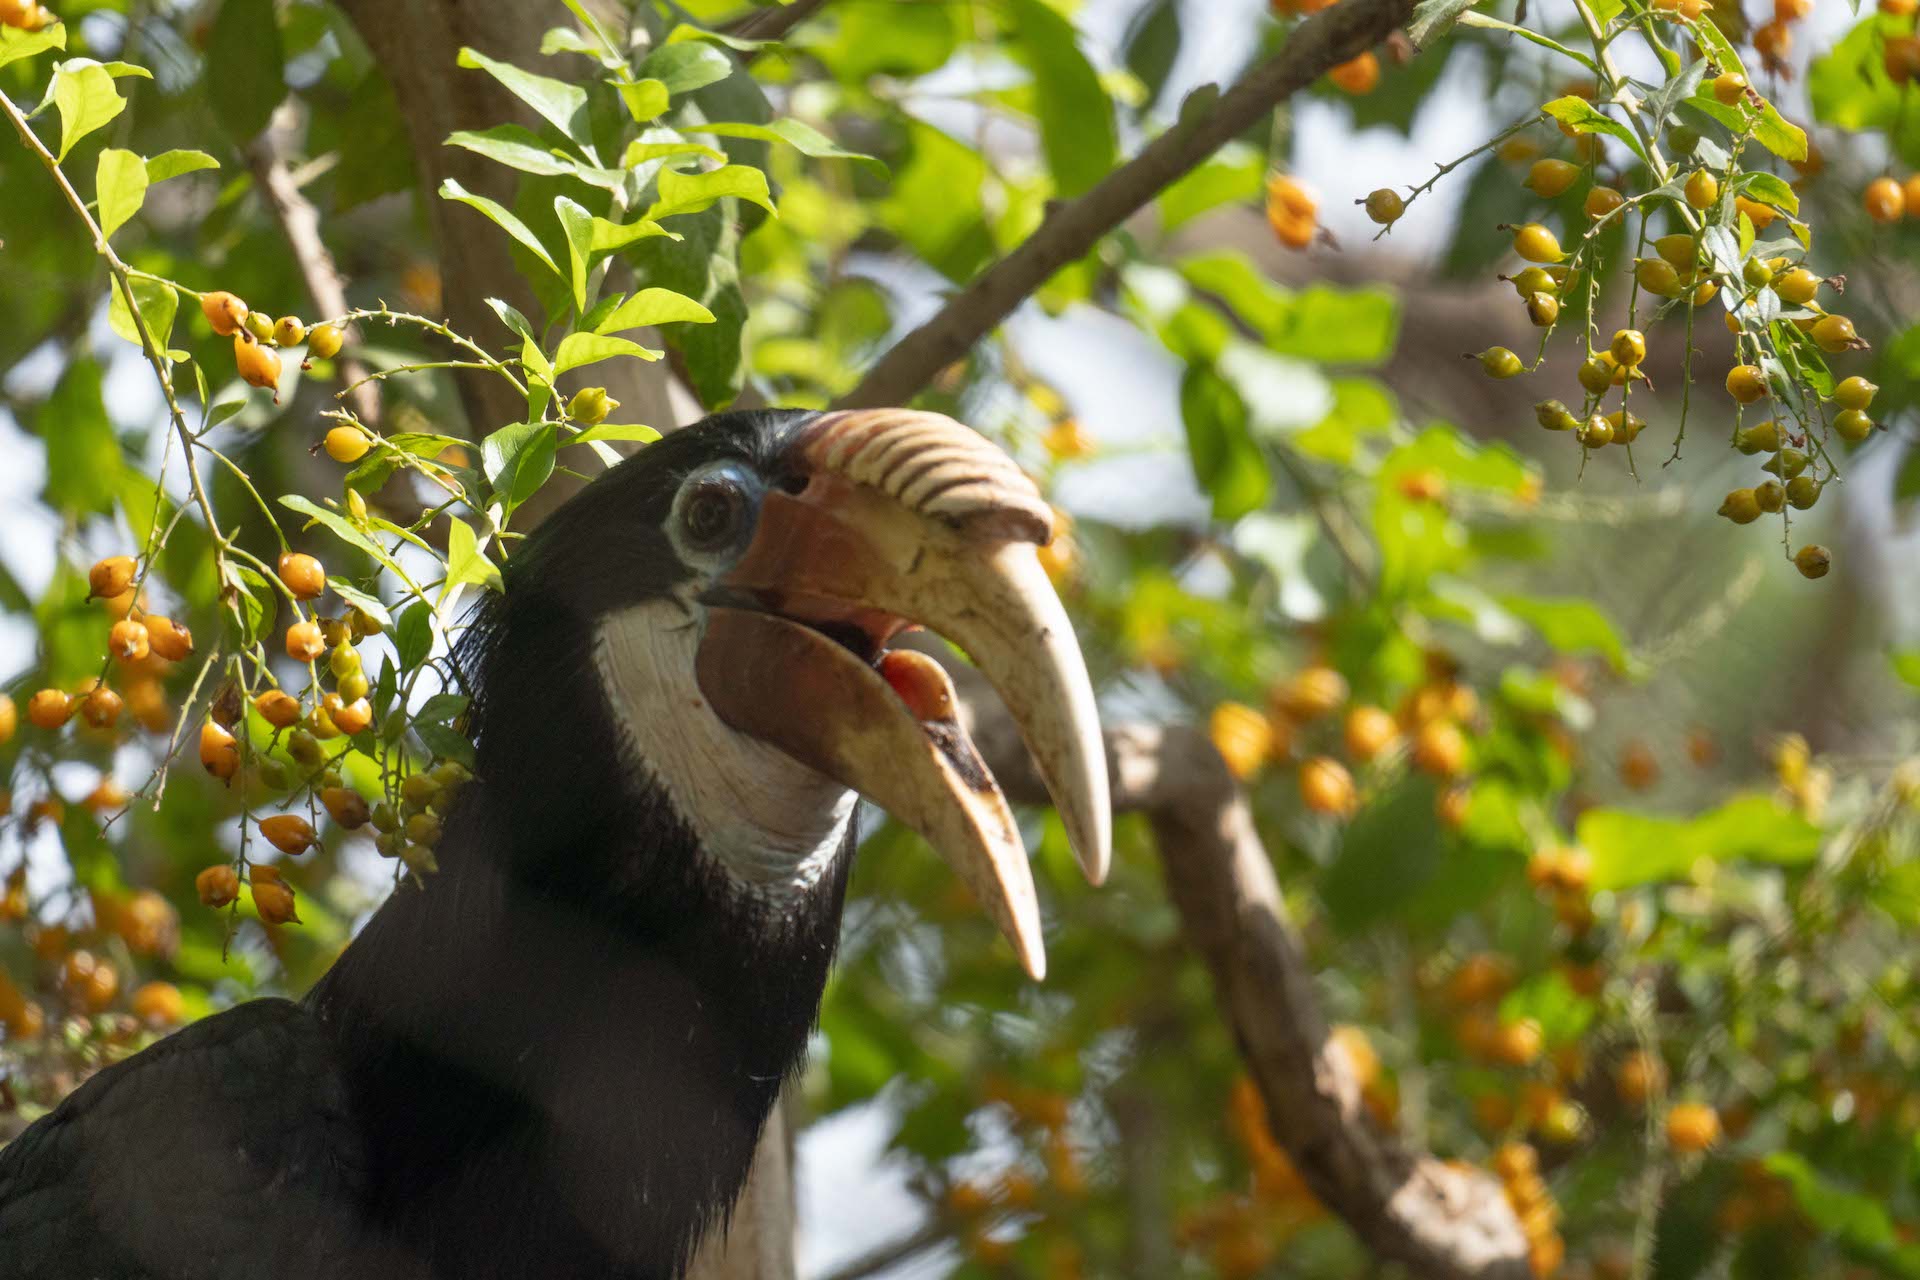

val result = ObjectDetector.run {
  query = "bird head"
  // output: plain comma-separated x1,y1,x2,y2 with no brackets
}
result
492,408,1109,978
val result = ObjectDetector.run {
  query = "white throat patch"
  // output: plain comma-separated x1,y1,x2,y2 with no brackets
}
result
593,596,857,897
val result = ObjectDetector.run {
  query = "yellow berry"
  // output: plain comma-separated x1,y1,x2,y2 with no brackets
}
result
1512,223,1563,263
1524,159,1580,199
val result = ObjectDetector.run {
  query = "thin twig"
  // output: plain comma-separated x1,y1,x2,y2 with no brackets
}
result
835,0,1419,410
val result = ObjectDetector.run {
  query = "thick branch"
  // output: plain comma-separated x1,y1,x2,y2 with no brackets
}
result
245,125,381,426
928,652,1532,1280
835,0,1417,410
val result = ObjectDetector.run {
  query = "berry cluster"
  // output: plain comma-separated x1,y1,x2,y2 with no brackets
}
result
197,289,346,403
1209,659,1478,827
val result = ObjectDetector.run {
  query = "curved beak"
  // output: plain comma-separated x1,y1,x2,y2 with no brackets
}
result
693,410,1111,979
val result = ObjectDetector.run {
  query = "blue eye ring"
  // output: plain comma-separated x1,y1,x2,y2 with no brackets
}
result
672,460,761,558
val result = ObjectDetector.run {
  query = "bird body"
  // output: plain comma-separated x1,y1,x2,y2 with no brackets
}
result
0,409,1108,1278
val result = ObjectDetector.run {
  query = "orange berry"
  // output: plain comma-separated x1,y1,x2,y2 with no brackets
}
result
0,693,14,745
62,949,120,1013
1328,51,1380,94
251,876,300,925
1752,20,1790,64
1666,1102,1721,1153
200,291,249,337
87,555,136,600
199,720,239,781
1864,176,1906,224
252,690,303,730
1298,755,1358,817
1342,705,1399,762
1209,702,1274,781
1524,159,1579,199
1712,72,1747,105
233,334,283,392
79,686,123,729
1885,34,1920,83
332,697,374,736
258,813,317,855
1617,1050,1666,1106
1619,740,1660,790
1436,782,1470,829
277,552,327,601
1271,665,1348,721
27,688,73,730
130,980,184,1027
196,864,240,908
320,786,371,829
1448,952,1514,1005
144,615,194,662
1412,719,1468,777
1492,1018,1545,1067
285,620,326,663
1584,186,1625,220
107,618,150,665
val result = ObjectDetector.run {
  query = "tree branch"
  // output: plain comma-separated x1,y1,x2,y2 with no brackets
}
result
835,0,1418,410
730,0,830,44
920,647,1533,1280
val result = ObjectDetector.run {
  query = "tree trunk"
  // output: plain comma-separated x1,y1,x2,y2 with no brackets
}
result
330,4,790,1276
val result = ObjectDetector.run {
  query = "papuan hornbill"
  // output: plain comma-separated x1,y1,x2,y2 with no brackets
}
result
0,408,1111,1280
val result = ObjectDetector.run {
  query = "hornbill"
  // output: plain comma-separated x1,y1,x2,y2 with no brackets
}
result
0,408,1110,1280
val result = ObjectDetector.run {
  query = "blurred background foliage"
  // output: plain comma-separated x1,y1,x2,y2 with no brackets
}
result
3,1,1920,1278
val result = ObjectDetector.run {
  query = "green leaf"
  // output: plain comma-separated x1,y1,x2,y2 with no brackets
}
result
1497,595,1629,671
221,561,275,647
481,422,558,512
394,601,434,670
279,495,409,580
1275,286,1402,366
571,422,661,444
1579,793,1823,890
615,77,671,123
327,579,392,629
875,123,993,282
1539,95,1646,161
684,119,886,176
107,275,178,352
645,164,775,220
37,358,120,516
438,179,560,278
1740,170,1799,216
1811,13,1920,168
456,46,591,151
446,125,612,184
1321,779,1445,932
636,40,734,95
1179,363,1270,521
442,516,503,597
594,287,715,333
94,148,147,240
1763,1153,1920,1277
622,137,728,168
552,332,661,375
0,20,66,70
1008,0,1117,198
52,62,126,161
144,148,219,184
1892,650,1920,690
1407,0,1478,48
1158,145,1262,232
205,0,285,142
804,3,961,81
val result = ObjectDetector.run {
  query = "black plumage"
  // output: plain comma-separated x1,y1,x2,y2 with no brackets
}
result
0,410,854,1279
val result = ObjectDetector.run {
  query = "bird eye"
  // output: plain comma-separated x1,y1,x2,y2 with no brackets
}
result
673,462,759,557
